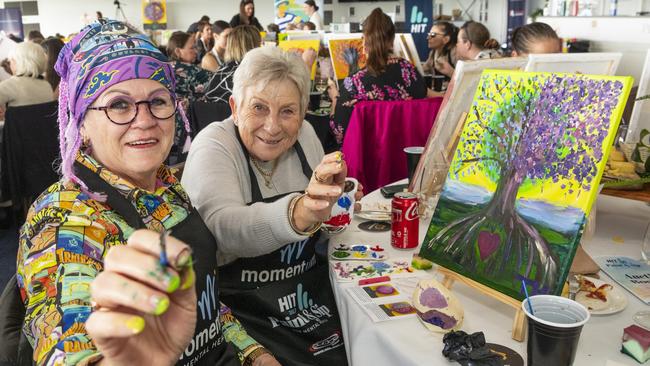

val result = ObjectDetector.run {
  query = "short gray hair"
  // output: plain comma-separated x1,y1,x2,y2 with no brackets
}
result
10,41,47,78
232,46,310,116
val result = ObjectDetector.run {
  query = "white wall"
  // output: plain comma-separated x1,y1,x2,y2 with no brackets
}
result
325,0,508,43
2,0,276,37
539,16,650,83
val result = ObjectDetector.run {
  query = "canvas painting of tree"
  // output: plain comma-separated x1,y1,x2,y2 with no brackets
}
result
419,70,632,300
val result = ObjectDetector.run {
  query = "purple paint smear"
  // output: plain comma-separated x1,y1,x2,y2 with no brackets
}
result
419,287,448,308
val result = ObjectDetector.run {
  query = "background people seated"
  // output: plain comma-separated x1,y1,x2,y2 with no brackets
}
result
456,21,501,60
511,22,561,56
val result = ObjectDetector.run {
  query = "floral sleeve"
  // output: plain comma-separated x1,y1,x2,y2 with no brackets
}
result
17,192,108,365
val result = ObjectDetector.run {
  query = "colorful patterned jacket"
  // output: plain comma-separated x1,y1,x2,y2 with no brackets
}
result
16,152,264,365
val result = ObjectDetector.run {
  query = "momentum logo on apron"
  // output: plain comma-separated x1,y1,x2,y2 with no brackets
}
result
240,239,318,283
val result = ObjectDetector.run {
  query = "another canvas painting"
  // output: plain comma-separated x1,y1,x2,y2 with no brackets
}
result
409,58,528,194
278,39,320,80
328,36,367,81
525,52,621,75
419,70,632,300
394,33,425,78
626,50,650,144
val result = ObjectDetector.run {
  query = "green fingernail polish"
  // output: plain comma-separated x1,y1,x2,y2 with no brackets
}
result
125,316,145,334
181,264,195,290
176,250,192,268
166,274,180,293
152,296,170,315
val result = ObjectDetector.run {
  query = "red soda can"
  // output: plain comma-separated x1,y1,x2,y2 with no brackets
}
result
391,192,419,249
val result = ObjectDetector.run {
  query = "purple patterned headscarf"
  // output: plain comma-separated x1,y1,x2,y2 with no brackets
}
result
55,19,188,187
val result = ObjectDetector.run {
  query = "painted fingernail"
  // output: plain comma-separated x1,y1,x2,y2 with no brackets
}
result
151,295,170,315
335,152,342,162
125,316,145,334
331,187,342,195
181,263,195,290
165,273,180,293
175,248,192,268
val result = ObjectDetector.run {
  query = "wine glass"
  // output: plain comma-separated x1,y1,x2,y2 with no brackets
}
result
314,78,328,94
633,222,650,329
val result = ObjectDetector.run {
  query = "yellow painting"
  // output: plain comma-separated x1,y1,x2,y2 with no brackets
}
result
278,39,320,80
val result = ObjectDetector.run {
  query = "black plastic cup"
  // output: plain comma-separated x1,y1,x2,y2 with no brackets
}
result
423,74,433,89
404,146,424,183
522,295,590,366
432,75,445,92
308,92,321,111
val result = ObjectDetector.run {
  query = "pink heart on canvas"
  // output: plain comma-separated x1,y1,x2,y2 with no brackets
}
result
477,231,500,261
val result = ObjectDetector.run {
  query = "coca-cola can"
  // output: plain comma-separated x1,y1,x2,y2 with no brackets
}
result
391,192,419,249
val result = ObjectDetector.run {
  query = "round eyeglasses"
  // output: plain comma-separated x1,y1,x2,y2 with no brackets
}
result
87,93,177,125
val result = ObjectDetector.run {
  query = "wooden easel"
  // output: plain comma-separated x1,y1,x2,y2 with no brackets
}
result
437,266,527,342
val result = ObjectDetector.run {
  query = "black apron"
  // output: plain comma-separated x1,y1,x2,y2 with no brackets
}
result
75,162,238,366
218,134,348,366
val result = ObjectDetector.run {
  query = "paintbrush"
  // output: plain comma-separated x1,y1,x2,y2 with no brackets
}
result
522,279,535,315
159,229,169,268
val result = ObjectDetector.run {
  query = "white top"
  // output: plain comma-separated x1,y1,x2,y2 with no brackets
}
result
0,76,54,107
309,12,324,30
181,117,324,266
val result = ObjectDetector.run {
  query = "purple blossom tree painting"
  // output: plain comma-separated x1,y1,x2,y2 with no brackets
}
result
420,70,631,299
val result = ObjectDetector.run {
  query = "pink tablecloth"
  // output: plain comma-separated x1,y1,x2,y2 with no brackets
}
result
341,97,443,192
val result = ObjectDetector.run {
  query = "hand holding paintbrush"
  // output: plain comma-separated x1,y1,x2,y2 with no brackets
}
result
85,229,197,365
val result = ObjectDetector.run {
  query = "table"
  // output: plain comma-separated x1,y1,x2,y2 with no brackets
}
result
328,188,650,366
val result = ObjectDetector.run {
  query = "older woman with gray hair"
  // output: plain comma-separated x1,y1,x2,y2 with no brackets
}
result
182,46,352,365
0,41,53,108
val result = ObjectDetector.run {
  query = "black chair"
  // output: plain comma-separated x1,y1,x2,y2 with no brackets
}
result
0,101,60,223
187,100,231,138
0,274,32,366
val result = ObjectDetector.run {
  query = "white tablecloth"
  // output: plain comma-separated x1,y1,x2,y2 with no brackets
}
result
328,188,650,366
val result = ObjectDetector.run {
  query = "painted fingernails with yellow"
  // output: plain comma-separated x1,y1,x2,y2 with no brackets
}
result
151,295,170,315
335,151,343,163
181,263,195,290
165,273,180,293
125,316,145,334
175,248,193,268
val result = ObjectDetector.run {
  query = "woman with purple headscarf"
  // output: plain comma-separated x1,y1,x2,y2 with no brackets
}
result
15,19,279,366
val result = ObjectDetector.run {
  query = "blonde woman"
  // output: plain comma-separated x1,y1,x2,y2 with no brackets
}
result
0,41,53,108
204,25,261,104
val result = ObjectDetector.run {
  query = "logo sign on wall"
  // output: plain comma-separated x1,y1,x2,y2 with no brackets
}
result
142,0,167,30
0,8,23,40
405,0,432,61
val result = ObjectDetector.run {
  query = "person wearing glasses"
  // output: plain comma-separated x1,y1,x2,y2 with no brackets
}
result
423,21,458,79
166,31,214,164
15,19,279,366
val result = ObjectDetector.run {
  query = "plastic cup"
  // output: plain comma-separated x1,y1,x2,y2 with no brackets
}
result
423,74,433,89
404,146,424,183
432,75,445,92
308,92,321,111
522,295,590,366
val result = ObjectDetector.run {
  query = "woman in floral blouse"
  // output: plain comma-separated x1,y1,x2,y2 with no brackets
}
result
329,8,427,146
166,31,214,164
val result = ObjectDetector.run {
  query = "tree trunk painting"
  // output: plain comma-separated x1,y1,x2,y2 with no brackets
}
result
420,71,631,299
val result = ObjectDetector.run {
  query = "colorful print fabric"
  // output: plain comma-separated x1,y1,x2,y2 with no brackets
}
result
16,152,259,365
55,19,175,126
329,57,427,145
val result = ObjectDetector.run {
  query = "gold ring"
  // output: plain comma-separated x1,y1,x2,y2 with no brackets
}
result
314,171,327,184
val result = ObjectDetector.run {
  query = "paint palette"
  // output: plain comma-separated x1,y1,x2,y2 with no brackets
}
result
331,259,414,282
330,244,388,261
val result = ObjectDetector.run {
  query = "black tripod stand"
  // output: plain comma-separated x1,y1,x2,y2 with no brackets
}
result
114,0,128,22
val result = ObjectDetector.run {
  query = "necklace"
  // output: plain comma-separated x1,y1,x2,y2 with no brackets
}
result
251,158,278,188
